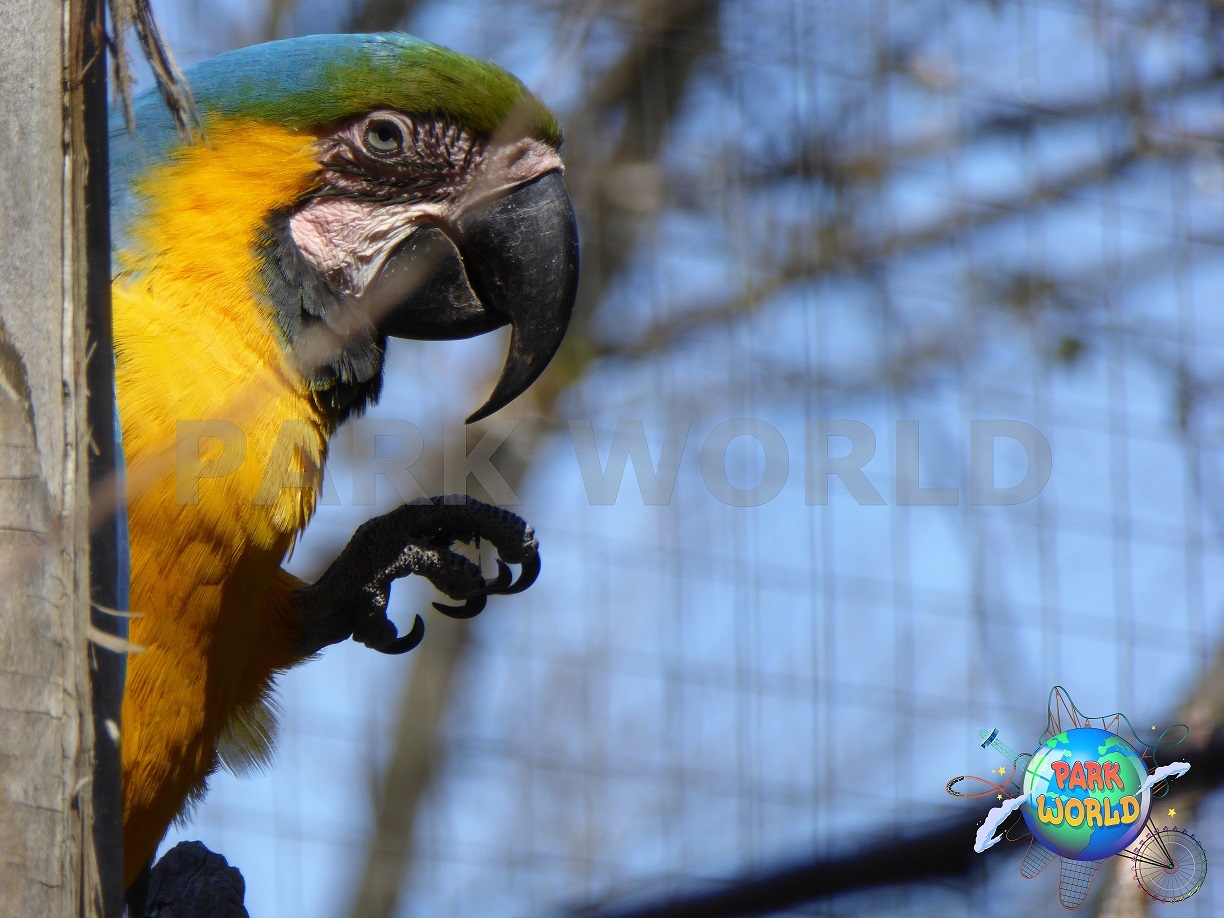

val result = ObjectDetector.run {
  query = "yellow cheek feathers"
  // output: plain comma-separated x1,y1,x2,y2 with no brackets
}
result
114,117,333,548
114,117,340,882
120,117,320,281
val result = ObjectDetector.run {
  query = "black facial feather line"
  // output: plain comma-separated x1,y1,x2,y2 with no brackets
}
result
257,210,387,422
316,113,486,205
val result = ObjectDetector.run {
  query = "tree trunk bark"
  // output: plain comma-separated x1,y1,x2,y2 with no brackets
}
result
0,0,105,912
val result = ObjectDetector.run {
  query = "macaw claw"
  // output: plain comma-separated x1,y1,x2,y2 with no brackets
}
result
293,495,540,656
377,614,426,655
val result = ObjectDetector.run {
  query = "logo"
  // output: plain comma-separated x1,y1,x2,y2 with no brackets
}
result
945,687,1206,909
1021,727,1150,860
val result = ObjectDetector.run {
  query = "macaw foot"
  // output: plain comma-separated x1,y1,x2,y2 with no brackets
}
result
294,495,539,656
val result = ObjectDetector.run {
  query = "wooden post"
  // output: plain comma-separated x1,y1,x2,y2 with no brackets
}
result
78,0,128,912
0,0,107,912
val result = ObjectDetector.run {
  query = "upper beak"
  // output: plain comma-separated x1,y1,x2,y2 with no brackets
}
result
368,171,579,423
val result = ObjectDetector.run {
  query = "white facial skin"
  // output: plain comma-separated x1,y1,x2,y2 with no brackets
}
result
289,111,564,297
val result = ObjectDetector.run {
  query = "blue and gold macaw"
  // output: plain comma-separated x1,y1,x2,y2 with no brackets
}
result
109,33,577,888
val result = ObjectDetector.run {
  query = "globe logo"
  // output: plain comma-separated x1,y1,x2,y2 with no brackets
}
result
1022,727,1151,861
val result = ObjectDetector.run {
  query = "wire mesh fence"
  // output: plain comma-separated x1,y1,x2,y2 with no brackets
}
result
131,0,1224,914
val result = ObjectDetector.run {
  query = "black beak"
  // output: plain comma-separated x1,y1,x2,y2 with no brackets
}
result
369,171,579,423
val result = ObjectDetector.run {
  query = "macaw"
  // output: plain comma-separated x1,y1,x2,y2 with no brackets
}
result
109,33,577,891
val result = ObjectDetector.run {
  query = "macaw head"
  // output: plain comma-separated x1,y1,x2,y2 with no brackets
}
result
111,33,578,423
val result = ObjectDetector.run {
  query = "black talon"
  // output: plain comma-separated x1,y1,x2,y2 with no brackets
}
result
486,560,514,594
433,592,488,620
501,554,541,595
377,614,426,655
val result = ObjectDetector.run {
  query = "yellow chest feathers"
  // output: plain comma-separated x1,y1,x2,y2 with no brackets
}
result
114,119,332,548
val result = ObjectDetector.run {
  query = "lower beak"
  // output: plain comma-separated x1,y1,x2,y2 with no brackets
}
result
369,171,579,423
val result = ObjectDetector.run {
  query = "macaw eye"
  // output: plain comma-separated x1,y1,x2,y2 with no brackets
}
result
364,118,406,155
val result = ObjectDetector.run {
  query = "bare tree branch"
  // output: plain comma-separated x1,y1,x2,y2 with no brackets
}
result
340,0,424,35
